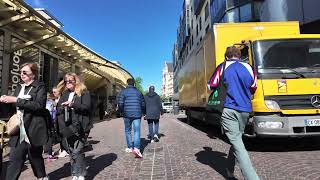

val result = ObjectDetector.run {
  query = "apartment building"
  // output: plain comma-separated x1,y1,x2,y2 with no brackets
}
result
162,62,174,98
173,0,320,96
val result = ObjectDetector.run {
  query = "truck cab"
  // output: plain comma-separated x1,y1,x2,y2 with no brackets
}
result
245,36,320,136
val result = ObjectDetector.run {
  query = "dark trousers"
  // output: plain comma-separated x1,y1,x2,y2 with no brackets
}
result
0,148,3,178
6,141,46,180
147,119,160,137
45,136,54,155
67,136,86,176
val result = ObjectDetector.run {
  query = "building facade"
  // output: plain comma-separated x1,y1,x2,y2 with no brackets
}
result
173,0,320,97
0,0,132,119
162,62,174,98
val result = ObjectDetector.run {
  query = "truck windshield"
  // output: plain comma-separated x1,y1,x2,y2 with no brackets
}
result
253,39,320,79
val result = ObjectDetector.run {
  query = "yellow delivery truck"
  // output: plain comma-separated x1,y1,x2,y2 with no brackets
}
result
179,21,320,137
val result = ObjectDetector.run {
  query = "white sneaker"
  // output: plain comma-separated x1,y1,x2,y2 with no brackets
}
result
132,148,143,158
58,150,69,158
72,176,78,180
125,148,132,153
153,134,159,142
78,176,85,180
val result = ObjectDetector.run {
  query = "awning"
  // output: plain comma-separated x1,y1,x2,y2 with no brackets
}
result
0,0,132,88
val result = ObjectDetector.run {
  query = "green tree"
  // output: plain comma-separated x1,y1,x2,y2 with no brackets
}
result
160,95,168,102
135,77,145,94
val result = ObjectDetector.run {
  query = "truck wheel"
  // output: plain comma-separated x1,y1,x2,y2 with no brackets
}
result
220,125,225,135
186,112,193,125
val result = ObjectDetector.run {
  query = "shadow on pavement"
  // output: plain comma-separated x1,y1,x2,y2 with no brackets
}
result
86,153,117,180
48,157,73,179
88,140,100,145
177,117,320,152
49,153,117,179
195,147,237,180
140,138,150,153
245,137,320,152
158,133,166,138
177,117,225,140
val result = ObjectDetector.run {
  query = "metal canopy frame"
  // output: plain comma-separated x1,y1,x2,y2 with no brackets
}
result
0,0,132,88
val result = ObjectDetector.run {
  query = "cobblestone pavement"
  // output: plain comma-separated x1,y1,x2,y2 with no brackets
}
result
4,114,320,180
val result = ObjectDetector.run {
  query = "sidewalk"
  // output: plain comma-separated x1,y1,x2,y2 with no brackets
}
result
3,114,320,179
6,114,235,180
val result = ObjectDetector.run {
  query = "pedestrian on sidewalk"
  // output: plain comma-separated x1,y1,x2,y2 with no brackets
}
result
44,92,58,162
144,86,163,142
0,62,49,180
56,73,91,180
52,86,69,158
117,78,145,158
208,46,259,180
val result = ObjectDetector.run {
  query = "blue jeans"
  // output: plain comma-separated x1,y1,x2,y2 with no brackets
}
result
124,118,141,149
221,108,259,180
147,119,159,137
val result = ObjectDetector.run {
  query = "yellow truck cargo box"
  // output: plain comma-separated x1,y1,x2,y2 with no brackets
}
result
179,22,300,108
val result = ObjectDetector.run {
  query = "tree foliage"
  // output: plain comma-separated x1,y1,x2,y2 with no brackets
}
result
160,95,169,102
135,77,145,94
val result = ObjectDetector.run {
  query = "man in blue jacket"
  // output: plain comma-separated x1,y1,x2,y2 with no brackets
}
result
118,78,145,158
208,46,259,180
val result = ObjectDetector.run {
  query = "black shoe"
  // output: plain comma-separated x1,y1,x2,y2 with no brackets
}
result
226,168,237,180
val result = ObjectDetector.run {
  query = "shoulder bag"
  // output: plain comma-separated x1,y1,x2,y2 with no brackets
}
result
7,86,33,136
206,60,228,114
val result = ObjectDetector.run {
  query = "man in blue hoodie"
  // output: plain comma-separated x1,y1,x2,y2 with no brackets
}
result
144,86,163,142
118,78,145,158
208,46,259,180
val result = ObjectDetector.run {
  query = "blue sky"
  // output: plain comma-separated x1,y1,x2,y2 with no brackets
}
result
26,0,182,94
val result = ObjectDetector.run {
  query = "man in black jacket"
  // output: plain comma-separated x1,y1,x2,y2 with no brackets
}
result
118,78,145,158
144,86,163,142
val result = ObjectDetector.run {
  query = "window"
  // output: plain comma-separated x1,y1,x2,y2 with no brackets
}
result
191,19,193,29
211,0,227,23
196,24,199,36
205,2,209,20
205,25,210,33
191,36,194,46
226,8,239,22
240,3,252,21
199,17,202,30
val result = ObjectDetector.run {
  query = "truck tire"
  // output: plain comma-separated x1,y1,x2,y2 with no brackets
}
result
220,125,225,135
185,110,192,125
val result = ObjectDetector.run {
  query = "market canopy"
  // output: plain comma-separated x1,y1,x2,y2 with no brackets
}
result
0,0,132,89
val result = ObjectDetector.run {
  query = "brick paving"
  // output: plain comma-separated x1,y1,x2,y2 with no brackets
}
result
3,114,320,179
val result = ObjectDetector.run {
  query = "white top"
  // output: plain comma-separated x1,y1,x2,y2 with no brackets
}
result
68,92,75,102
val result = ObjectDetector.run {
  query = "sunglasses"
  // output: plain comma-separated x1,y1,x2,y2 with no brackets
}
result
64,80,75,84
20,70,32,75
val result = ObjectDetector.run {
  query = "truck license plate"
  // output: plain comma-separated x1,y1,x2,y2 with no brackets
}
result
305,119,320,126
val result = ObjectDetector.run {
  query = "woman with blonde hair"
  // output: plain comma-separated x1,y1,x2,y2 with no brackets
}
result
56,73,91,180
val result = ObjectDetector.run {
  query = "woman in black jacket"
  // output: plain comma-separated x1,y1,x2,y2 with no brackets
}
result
0,62,48,180
56,72,91,180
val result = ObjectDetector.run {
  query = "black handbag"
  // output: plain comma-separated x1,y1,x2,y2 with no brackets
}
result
207,60,228,114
